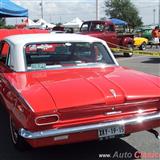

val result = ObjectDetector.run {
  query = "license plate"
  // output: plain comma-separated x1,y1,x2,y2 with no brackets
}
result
98,125,125,139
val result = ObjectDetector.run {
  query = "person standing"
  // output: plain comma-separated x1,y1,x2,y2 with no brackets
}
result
158,27,160,43
151,26,160,48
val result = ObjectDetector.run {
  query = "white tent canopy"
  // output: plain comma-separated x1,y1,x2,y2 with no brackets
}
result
27,18,36,26
26,18,41,28
63,17,83,28
35,18,55,29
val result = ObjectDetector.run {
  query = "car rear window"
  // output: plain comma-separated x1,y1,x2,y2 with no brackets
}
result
25,42,115,70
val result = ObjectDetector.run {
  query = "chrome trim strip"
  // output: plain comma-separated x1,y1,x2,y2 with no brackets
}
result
19,111,160,139
20,96,35,112
113,99,160,107
106,111,122,115
35,114,59,126
26,64,116,72
109,89,117,98
127,99,160,104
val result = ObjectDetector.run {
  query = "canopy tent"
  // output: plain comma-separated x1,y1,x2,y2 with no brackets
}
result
27,18,37,26
35,18,55,29
16,18,56,29
63,17,83,28
110,18,128,25
0,0,28,17
26,18,42,29
16,18,39,29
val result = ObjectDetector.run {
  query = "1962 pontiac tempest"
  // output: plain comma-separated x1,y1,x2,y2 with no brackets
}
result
0,33,160,150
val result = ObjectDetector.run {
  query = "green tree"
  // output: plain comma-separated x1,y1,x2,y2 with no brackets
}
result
0,18,5,28
0,18,15,29
104,0,143,29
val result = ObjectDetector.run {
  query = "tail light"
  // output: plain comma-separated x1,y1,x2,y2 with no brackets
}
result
35,114,59,126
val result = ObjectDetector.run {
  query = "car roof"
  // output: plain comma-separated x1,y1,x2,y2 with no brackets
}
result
82,20,113,25
4,33,104,46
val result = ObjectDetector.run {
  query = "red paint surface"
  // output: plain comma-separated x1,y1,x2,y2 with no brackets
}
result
0,63,160,148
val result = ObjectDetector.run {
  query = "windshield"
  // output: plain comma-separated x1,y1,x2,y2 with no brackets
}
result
81,22,105,32
25,42,115,71
80,22,115,33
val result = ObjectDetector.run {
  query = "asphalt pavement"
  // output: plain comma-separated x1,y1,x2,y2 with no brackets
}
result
0,53,160,160
117,54,160,76
117,54,160,160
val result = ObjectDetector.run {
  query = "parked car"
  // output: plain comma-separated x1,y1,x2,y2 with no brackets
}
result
141,28,153,40
0,33,160,150
133,27,153,41
0,29,48,41
134,37,148,50
80,20,134,57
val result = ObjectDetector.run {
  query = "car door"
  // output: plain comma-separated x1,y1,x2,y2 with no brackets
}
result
0,41,16,110
102,24,118,48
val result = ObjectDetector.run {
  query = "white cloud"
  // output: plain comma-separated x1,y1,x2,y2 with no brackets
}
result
10,0,102,23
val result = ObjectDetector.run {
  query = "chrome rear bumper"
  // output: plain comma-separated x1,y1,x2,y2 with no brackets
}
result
19,112,160,139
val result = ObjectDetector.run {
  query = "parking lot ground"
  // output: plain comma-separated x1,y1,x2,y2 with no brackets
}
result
116,54,160,76
0,54,160,160
117,54,160,159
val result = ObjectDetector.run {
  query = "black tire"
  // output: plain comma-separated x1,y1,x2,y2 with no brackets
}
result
123,52,133,57
9,115,30,151
139,42,146,50
123,44,133,57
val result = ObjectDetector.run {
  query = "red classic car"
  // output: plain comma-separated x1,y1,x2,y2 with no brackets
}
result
80,20,134,57
0,33,160,150
0,29,48,41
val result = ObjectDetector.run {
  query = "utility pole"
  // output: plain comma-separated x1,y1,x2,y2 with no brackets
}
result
40,0,44,19
96,0,99,20
153,9,156,25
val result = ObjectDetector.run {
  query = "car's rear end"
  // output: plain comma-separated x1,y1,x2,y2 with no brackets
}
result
20,97,160,148
15,67,160,148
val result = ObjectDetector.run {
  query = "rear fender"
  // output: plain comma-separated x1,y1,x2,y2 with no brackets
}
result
121,37,134,47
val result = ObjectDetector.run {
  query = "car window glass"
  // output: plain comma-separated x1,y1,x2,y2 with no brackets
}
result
80,23,89,32
6,53,11,67
0,41,10,64
25,42,115,71
105,25,115,32
93,42,114,64
90,23,104,32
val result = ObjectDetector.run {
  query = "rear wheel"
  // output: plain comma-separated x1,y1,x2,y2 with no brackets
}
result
139,42,146,50
123,52,133,57
123,44,133,57
9,115,30,151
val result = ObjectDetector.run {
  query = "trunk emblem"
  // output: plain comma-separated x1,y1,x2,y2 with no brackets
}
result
110,89,117,98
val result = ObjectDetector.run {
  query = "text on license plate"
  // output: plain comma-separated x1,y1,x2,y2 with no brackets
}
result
98,125,125,138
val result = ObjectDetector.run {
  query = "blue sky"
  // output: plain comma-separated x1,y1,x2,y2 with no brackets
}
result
7,0,160,25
